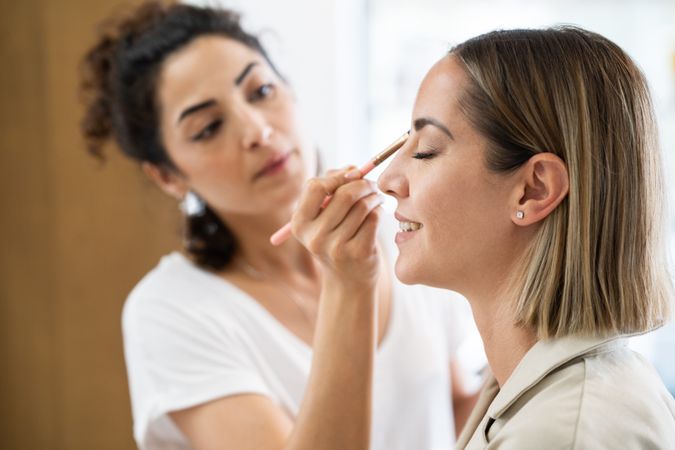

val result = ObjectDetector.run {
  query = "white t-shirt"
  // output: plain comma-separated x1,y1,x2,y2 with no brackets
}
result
123,252,470,450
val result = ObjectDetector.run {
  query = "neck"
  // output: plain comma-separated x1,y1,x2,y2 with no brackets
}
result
219,207,319,281
465,228,539,387
464,261,537,387
471,297,537,387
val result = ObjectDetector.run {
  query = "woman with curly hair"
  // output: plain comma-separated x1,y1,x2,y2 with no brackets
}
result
80,2,477,449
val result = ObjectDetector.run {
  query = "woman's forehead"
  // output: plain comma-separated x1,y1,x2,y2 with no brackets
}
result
414,56,466,116
157,37,266,119
161,36,263,85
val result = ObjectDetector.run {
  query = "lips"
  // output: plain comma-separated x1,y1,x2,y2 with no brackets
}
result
395,212,423,232
394,211,422,244
254,151,293,179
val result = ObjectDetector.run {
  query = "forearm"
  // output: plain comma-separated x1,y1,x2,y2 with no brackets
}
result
283,169,383,450
285,282,377,450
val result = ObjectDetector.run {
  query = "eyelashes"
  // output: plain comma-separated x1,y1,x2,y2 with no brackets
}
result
412,152,435,160
191,119,223,142
412,142,442,160
412,150,438,160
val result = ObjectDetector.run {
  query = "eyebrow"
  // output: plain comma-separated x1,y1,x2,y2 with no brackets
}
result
235,62,258,86
177,99,217,124
413,117,454,140
176,62,260,125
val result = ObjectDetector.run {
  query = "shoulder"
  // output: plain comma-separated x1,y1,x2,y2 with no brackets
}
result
490,360,584,448
126,252,223,303
574,347,675,446
498,347,675,449
122,252,243,340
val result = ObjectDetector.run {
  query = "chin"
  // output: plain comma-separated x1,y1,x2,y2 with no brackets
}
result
394,257,427,285
394,255,452,290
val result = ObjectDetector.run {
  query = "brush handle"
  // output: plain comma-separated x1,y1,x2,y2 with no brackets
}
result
269,222,293,246
269,193,335,246
269,169,365,246
269,131,408,246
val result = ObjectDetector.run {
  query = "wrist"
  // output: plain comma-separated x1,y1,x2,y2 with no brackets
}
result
322,273,378,297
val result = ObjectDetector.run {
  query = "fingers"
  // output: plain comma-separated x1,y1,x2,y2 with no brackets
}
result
328,201,383,264
328,190,384,242
293,167,360,224
291,165,383,285
345,201,383,257
315,179,379,234
300,192,383,264
291,166,383,255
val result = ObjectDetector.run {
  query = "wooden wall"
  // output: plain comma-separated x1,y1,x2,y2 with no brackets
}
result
0,1,181,448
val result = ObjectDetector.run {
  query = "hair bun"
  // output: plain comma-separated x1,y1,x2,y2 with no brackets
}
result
79,1,167,160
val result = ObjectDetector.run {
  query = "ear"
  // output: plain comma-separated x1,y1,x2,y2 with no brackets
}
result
511,153,569,226
141,162,189,201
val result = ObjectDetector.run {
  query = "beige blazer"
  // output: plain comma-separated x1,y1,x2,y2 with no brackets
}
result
456,334,675,449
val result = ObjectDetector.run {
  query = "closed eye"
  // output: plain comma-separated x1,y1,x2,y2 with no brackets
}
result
412,152,434,159
191,119,223,142
412,141,442,160
412,150,438,160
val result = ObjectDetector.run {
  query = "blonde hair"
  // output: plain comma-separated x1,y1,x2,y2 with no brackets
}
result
452,26,672,339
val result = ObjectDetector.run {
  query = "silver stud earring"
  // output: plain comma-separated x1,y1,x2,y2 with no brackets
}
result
516,210,525,219
180,191,206,216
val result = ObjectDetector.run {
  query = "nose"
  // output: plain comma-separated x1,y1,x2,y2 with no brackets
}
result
238,108,273,150
377,147,409,199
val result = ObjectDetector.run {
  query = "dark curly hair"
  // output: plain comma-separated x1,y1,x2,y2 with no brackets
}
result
80,1,282,270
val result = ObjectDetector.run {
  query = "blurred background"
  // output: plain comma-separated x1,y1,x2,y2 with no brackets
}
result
1,0,673,448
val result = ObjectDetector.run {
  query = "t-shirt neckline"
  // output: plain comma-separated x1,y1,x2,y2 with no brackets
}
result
166,251,398,357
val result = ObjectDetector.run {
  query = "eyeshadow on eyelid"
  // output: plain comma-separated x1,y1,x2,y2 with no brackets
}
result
421,137,445,149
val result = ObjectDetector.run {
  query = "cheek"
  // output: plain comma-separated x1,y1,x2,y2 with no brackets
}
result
275,101,313,174
414,163,507,267
428,178,513,281
174,145,237,181
168,145,242,198
413,162,474,230
393,168,473,283
421,177,475,256
270,89,299,129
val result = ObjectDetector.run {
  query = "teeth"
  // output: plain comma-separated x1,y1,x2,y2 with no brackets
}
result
399,221,422,232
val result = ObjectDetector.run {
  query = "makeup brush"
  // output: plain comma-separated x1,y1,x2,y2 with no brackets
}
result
270,131,409,246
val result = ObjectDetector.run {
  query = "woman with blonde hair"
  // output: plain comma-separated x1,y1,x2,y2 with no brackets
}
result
378,26,675,448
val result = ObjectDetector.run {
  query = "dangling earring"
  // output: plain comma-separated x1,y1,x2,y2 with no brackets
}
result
180,191,206,216
516,210,525,219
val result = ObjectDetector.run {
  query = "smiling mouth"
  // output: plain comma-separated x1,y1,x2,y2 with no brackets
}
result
398,221,423,232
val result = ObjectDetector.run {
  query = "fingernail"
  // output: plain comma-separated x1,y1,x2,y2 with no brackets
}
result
344,169,361,179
